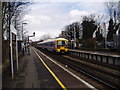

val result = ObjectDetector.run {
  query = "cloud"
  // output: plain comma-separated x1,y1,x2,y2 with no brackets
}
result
23,0,119,2
70,10,88,16
23,2,106,41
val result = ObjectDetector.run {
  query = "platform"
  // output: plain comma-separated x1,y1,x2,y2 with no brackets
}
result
2,47,95,89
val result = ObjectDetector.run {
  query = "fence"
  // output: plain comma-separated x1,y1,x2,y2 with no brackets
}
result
68,50,120,66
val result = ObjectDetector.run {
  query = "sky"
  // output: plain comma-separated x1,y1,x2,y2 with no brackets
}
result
23,1,108,41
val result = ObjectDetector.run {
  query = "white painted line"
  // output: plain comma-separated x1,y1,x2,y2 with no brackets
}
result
34,47,97,90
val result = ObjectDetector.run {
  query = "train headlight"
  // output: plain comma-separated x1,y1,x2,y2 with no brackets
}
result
65,48,68,52
57,49,60,52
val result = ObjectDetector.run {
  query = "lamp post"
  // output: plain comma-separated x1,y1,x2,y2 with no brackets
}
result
28,32,35,55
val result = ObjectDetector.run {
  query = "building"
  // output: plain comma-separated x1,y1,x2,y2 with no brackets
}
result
59,31,67,38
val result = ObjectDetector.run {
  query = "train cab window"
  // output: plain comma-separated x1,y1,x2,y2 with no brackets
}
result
57,41,66,46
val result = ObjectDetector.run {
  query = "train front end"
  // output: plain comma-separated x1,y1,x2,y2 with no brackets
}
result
55,38,68,53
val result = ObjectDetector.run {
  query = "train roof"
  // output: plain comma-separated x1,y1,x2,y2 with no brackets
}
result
37,38,68,44
55,38,68,41
37,38,55,44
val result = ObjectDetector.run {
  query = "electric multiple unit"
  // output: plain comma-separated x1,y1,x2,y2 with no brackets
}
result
37,38,68,53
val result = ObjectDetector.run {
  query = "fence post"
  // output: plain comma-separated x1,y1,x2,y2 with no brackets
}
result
95,55,97,61
112,57,115,65
88,53,89,59
106,56,108,64
91,54,93,60
100,55,103,62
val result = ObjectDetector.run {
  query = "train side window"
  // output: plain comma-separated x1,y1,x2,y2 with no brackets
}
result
48,42,50,46
50,42,52,46
53,42,55,46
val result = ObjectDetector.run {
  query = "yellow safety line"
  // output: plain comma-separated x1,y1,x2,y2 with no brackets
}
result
32,48,67,90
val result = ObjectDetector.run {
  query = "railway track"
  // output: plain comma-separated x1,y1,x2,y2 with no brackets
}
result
61,55,120,89
37,48,120,89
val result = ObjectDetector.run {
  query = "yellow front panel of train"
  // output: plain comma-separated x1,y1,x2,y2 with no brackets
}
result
60,47,65,50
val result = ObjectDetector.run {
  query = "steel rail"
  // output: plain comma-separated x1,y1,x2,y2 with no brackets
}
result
62,55,120,79
59,59,120,89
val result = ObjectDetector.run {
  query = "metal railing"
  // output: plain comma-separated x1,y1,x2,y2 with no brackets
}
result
68,50,120,66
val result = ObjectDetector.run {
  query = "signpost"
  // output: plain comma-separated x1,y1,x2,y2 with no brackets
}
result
8,2,14,79
11,25,18,71
9,25,18,79
0,1,2,89
10,26,14,79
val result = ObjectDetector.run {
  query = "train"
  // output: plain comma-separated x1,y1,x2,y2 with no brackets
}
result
37,38,68,53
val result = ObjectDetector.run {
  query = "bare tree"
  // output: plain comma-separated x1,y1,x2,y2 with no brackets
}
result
105,1,118,19
105,1,120,41
94,13,107,42
117,1,120,23
2,2,30,40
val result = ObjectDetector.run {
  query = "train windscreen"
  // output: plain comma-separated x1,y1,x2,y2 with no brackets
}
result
57,41,67,46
